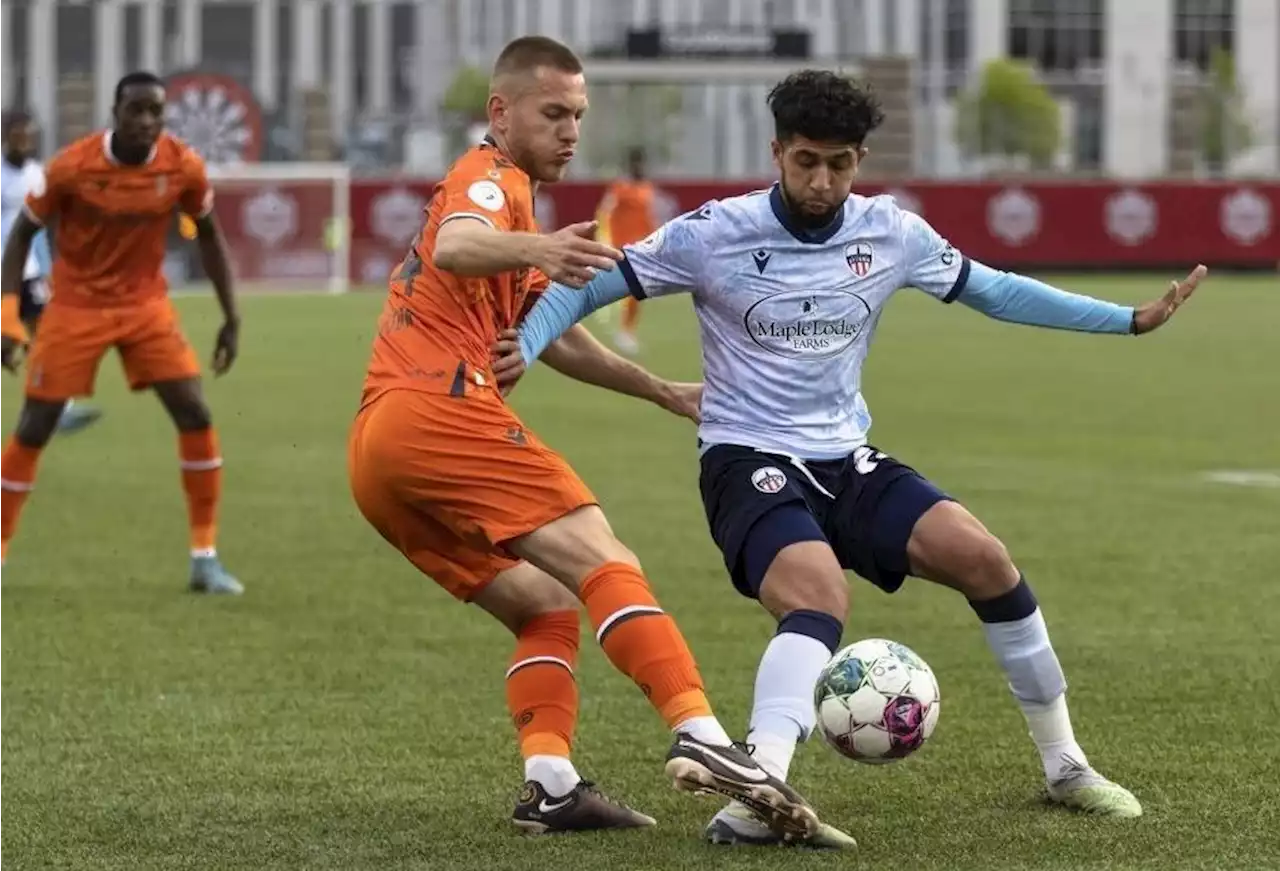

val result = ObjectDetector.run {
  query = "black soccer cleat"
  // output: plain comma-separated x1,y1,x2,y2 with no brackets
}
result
664,735,819,840
511,779,657,835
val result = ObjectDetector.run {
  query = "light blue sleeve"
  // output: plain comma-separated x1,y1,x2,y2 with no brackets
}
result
31,228,52,276
957,261,1135,334
517,268,631,365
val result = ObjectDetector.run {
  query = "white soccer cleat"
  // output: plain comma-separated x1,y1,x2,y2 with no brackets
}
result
1047,764,1142,818
704,801,856,849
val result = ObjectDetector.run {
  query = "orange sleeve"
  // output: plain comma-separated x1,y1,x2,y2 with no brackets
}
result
435,163,519,233
177,148,214,218
23,149,75,226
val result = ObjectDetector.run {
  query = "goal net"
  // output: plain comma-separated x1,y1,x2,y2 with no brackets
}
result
168,162,352,294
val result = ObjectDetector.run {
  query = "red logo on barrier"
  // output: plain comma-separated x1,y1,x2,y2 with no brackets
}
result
165,71,265,163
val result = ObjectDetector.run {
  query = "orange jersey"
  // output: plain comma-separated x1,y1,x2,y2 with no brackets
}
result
362,140,546,407
604,179,657,246
24,131,212,308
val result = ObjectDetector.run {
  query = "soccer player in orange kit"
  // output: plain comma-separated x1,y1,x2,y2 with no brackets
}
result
599,147,657,354
348,36,820,838
0,72,242,594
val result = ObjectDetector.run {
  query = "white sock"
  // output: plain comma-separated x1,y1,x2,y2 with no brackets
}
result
191,547,217,560
674,715,732,747
747,731,798,781
525,754,581,798
745,631,833,780
981,608,1087,781
1023,694,1089,781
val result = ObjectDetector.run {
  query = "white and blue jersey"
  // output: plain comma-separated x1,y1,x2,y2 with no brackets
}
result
1,157,52,282
519,185,1134,462
616,187,971,459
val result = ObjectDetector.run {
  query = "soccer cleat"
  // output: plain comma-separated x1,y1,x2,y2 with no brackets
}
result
189,555,243,596
705,801,857,850
511,779,656,834
1047,764,1142,818
664,735,819,840
55,403,102,435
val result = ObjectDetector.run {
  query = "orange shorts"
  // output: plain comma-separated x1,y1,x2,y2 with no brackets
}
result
347,388,597,601
24,298,201,401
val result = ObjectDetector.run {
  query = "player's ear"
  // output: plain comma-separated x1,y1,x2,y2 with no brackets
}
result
770,139,783,170
486,92,507,134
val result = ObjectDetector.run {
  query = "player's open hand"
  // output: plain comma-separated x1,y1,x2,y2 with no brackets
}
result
657,381,703,424
491,328,525,396
534,222,623,289
212,318,239,375
1132,265,1207,335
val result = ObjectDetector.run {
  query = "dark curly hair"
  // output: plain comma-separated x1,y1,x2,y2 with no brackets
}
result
767,70,885,146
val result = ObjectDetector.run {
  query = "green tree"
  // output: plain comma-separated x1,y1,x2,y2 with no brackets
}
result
440,65,491,159
579,83,685,175
955,58,1062,171
1199,47,1254,173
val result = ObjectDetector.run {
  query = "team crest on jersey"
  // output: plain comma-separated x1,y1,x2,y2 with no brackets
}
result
751,466,788,494
845,241,874,277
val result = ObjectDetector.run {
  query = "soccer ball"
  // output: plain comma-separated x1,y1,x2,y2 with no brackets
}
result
813,638,940,764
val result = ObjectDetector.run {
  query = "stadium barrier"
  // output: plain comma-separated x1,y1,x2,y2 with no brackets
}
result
190,175,1279,291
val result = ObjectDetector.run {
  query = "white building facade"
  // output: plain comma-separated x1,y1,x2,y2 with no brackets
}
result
1,0,1276,178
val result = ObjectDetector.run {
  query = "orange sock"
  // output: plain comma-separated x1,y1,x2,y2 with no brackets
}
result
1,438,44,561
178,428,222,557
621,296,640,332
506,610,581,759
579,562,713,729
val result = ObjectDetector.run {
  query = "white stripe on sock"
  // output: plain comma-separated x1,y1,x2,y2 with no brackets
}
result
0,478,34,492
594,604,663,643
505,655,574,680
180,457,223,471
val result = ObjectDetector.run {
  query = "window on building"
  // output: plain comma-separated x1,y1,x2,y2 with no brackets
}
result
1008,0,1104,72
1174,0,1234,71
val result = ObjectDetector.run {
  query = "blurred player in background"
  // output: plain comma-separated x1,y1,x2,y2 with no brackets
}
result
0,110,101,434
596,147,657,355
0,72,243,595
514,70,1207,847
348,36,820,839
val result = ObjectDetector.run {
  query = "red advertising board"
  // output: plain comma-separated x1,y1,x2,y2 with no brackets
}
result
209,178,1279,288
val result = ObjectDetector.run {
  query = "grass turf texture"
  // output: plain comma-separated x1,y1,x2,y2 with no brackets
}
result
3,274,1278,870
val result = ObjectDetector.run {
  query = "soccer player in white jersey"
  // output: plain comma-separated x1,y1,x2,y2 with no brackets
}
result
0,110,101,433
504,71,1205,848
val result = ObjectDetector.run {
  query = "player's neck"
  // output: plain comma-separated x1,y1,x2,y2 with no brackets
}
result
776,185,839,232
481,131,536,188
2,153,23,169
108,132,151,166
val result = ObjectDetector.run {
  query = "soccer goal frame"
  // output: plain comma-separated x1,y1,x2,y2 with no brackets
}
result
204,161,352,295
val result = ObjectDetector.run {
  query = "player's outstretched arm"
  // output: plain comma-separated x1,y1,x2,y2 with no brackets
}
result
516,267,632,365
954,262,1207,335
435,219,622,288
193,212,241,375
541,324,701,422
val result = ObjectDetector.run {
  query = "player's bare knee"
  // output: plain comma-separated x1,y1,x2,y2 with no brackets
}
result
909,502,1017,597
154,379,212,431
506,505,639,592
758,541,848,622
15,400,65,448
475,562,582,636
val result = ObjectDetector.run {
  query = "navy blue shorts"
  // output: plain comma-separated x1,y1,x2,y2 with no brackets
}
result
698,443,953,598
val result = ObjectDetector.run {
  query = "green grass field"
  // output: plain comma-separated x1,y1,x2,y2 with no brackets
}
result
3,274,1279,870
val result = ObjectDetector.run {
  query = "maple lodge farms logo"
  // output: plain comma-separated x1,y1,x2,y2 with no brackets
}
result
744,288,872,360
